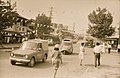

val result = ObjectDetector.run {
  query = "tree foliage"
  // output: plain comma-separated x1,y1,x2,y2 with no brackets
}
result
0,0,17,44
87,7,115,39
35,13,52,38
0,0,17,30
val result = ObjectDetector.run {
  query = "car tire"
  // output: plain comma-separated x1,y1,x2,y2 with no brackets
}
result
42,55,47,63
11,60,16,65
70,49,73,54
28,57,35,67
62,51,66,55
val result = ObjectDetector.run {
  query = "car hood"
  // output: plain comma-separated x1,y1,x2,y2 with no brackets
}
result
12,49,36,55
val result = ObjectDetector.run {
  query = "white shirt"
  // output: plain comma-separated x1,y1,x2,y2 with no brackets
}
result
108,44,111,48
118,45,120,49
80,46,85,53
93,45,102,53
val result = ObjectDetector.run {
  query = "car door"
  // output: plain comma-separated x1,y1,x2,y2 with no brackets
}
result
36,43,43,61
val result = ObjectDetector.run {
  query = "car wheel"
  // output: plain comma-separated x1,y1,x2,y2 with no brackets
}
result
28,57,35,67
11,60,16,65
62,51,66,55
42,55,47,63
70,49,73,54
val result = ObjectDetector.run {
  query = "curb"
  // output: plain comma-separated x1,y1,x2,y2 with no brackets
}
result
0,47,19,49
0,47,19,52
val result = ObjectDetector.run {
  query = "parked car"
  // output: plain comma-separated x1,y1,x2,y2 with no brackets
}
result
60,39,73,55
10,39,48,67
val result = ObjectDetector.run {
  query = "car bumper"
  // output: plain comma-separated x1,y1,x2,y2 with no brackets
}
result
61,50,70,53
10,57,30,63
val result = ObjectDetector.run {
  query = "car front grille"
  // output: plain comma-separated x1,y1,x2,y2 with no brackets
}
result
14,54,24,58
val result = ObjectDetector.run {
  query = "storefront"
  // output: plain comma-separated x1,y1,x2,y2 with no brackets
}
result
105,38,118,50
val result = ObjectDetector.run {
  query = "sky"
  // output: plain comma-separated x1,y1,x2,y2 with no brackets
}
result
6,0,120,34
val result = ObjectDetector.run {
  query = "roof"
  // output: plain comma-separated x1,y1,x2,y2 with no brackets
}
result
16,13,28,20
24,39,48,44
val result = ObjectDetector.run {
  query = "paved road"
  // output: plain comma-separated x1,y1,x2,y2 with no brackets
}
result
0,41,120,78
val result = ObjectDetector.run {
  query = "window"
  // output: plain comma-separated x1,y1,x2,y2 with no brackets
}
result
19,27,21,31
22,28,24,31
37,43,42,48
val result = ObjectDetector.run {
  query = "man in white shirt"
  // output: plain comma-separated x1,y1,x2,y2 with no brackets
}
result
93,43,102,67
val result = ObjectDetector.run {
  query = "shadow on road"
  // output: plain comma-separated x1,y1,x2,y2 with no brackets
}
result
14,61,52,69
34,61,52,69
71,53,79,55
84,64,120,69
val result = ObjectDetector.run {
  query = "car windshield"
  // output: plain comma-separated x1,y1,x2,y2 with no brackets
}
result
21,42,38,50
63,42,71,46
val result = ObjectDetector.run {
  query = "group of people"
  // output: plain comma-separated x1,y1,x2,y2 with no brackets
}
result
101,42,112,54
50,42,112,78
79,42,113,68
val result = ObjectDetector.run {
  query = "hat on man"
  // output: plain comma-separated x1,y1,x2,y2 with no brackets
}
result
55,44,60,48
54,44,60,50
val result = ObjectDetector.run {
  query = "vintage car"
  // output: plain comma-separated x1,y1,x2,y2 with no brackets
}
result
60,39,73,55
10,39,48,67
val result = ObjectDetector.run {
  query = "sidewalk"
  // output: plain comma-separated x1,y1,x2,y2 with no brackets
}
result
0,43,21,52
0,43,21,49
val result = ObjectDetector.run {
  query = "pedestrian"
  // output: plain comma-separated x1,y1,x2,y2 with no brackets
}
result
101,43,107,53
51,44,62,78
54,44,63,64
108,43,112,54
79,43,85,66
93,42,102,68
117,44,120,53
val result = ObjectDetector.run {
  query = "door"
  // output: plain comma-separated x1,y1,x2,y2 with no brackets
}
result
36,43,43,61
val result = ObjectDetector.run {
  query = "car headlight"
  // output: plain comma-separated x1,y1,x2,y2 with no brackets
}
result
25,55,28,58
10,53,14,57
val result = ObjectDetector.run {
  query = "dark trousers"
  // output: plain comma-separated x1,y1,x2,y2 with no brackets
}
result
118,49,120,53
94,53,100,67
108,48,111,54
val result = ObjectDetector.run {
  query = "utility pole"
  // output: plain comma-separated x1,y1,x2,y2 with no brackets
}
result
117,0,120,53
118,22,120,45
118,0,120,45
49,7,53,20
73,23,75,32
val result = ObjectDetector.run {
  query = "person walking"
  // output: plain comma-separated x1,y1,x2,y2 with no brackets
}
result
51,44,62,78
101,43,107,53
108,43,112,54
79,43,85,66
93,42,102,68
117,44,120,53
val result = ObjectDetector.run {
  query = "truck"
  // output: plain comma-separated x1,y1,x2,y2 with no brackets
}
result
10,39,48,67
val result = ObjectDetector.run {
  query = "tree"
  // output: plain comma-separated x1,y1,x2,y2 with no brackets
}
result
87,7,115,39
0,0,17,46
0,0,17,29
35,13,52,39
